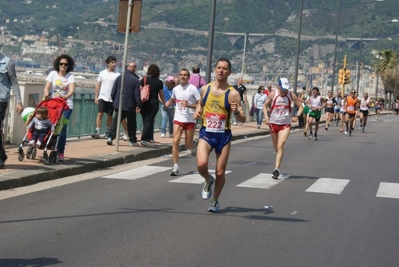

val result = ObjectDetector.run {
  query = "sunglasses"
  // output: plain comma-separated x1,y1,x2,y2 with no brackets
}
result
59,63,68,67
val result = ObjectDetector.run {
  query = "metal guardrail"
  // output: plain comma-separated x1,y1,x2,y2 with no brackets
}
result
68,93,163,138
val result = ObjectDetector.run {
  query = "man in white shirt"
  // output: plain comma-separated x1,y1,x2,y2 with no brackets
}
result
165,69,200,176
92,56,120,139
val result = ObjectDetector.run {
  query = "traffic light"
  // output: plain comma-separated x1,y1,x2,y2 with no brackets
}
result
344,69,351,84
338,68,345,85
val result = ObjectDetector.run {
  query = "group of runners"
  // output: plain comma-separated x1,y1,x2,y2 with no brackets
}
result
301,88,378,138
152,57,391,213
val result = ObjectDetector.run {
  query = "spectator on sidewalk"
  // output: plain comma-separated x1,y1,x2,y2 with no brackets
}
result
161,76,175,138
254,86,267,129
43,54,75,162
232,77,247,125
139,64,165,146
188,66,206,91
92,56,121,139
106,62,142,146
0,52,24,168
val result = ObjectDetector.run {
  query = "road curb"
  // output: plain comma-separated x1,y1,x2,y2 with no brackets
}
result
0,117,339,191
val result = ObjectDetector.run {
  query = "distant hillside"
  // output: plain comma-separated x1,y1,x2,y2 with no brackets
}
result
1,0,398,38
1,0,398,78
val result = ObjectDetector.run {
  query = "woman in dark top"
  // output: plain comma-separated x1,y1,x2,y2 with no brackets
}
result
139,64,165,145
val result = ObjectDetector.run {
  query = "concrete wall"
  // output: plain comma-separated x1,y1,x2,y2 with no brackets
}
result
5,82,44,145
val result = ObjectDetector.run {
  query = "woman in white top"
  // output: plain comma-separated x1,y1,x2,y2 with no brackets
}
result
43,54,75,162
263,78,303,179
254,86,267,129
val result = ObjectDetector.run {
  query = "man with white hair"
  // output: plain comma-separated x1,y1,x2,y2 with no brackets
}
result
263,78,303,179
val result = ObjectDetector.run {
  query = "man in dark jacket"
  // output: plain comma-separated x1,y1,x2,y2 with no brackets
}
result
106,62,141,146
0,53,24,168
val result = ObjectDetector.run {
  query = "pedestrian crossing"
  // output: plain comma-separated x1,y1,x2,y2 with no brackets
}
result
101,166,399,200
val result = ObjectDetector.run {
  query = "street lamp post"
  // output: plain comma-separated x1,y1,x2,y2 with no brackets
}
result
293,0,304,95
205,0,217,83
395,60,398,99
241,32,249,76
356,5,366,94
331,0,342,95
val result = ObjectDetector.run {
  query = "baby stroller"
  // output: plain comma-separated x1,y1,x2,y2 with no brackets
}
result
18,98,69,165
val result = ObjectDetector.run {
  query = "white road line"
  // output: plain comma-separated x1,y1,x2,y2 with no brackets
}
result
102,166,170,180
376,182,399,199
169,170,231,184
236,173,287,189
305,178,350,194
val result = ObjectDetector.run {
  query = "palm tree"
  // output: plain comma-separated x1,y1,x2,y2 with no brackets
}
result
375,49,399,102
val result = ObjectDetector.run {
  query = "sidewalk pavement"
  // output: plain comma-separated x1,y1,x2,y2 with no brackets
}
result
0,111,388,191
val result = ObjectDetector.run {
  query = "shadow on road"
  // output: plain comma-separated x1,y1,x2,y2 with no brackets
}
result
0,257,62,266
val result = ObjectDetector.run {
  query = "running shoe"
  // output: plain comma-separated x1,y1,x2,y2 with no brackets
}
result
207,199,220,212
91,130,100,139
191,139,197,157
303,130,307,136
325,126,328,131
314,133,317,141
359,125,362,130
349,131,352,136
308,133,313,139
202,175,215,199
28,140,35,148
272,168,280,179
170,166,179,176
161,133,165,138
344,130,348,135
58,153,65,162
104,131,109,139
361,128,365,133
107,137,113,146
233,122,237,125
36,141,41,148
122,134,129,141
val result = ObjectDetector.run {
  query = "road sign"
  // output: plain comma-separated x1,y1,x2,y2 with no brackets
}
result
118,0,142,33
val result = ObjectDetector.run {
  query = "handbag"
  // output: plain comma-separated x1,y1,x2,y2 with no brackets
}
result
249,105,256,117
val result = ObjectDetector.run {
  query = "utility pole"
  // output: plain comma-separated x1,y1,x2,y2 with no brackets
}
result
331,0,341,95
205,0,217,83
241,33,249,76
293,0,304,96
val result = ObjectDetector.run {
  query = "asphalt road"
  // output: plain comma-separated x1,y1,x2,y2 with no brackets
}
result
1,116,399,267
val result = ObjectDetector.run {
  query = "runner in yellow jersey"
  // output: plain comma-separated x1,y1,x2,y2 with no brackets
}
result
193,58,245,212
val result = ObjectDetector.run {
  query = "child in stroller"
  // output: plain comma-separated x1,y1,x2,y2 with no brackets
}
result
18,98,68,164
26,106,55,148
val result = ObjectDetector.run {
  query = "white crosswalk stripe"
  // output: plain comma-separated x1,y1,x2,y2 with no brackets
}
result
102,166,170,180
101,166,399,200
236,173,289,189
169,170,232,184
305,178,350,194
376,182,399,199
